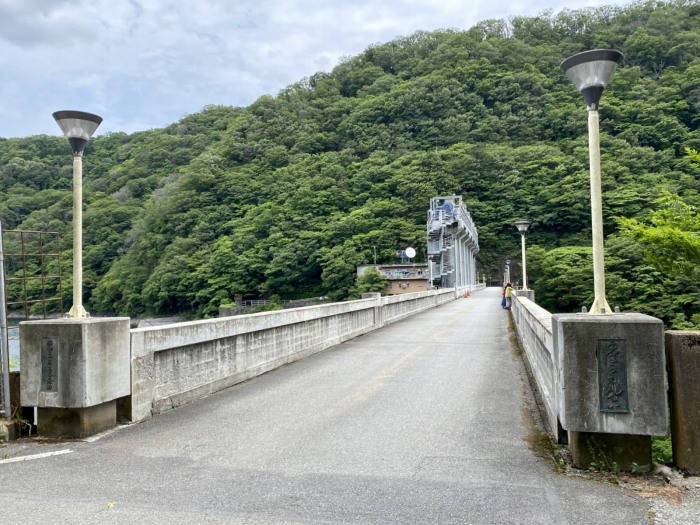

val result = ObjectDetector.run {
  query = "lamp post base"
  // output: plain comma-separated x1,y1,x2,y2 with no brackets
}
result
589,297,612,315
68,304,89,318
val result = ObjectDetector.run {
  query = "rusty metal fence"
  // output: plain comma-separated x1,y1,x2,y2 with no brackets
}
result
0,225,63,418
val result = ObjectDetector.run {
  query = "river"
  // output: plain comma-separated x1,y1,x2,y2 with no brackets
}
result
5,319,20,371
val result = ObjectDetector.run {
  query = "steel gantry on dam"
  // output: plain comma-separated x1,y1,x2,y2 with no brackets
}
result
427,195,479,291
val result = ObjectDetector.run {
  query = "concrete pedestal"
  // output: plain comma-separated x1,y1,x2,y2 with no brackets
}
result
516,289,535,302
553,313,668,471
20,317,130,437
38,400,117,438
569,431,652,471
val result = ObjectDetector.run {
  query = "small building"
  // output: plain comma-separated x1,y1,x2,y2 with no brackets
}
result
357,264,429,295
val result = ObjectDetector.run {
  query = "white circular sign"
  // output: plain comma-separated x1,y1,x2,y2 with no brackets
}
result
405,247,416,258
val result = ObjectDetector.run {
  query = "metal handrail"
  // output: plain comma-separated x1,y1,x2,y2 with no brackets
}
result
0,227,64,417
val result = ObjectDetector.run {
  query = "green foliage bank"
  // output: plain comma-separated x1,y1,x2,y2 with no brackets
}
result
0,1,698,325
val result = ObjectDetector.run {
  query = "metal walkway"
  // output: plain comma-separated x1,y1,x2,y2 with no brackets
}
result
0,287,650,523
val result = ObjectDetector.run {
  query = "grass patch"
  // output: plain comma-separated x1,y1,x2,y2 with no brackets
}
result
652,436,673,464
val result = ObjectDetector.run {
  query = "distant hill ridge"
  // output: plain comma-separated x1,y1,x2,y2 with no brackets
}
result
0,0,698,326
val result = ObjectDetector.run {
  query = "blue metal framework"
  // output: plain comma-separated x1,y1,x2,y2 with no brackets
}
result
427,195,479,290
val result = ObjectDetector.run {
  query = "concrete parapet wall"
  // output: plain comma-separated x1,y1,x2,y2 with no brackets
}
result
457,283,486,296
511,293,559,439
382,289,454,325
128,289,457,422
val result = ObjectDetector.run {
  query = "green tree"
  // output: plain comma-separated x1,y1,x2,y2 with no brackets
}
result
2,1,700,320
617,191,700,280
350,267,388,298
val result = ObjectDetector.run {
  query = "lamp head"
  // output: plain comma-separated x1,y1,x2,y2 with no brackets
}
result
561,49,623,110
515,220,531,234
53,110,103,155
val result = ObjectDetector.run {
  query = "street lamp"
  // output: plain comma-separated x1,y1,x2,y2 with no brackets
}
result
505,259,511,285
515,220,531,290
561,49,623,314
53,110,103,318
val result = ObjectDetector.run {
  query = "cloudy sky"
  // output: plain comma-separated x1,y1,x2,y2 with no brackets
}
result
0,0,634,138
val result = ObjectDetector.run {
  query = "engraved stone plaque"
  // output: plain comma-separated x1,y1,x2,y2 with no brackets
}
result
597,339,629,413
41,337,59,393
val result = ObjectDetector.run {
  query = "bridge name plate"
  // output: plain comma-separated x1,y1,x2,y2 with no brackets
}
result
597,339,629,413
41,336,59,393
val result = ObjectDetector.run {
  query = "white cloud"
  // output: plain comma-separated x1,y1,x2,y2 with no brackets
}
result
0,0,635,138
0,0,100,48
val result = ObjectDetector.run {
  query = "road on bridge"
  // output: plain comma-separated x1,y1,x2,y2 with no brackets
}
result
0,287,650,523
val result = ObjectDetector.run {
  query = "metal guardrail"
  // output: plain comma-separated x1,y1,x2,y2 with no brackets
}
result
235,297,331,309
0,226,64,417
2,229,64,318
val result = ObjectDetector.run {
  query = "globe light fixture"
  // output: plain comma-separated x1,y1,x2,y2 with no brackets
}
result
53,110,103,318
515,220,531,290
561,49,623,314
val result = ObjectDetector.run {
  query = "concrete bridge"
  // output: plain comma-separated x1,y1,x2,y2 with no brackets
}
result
1,287,661,523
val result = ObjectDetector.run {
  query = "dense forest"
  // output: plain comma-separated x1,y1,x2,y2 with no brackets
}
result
1,0,699,327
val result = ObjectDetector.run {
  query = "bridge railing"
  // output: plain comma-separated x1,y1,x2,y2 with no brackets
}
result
124,288,458,423
456,283,486,297
509,292,559,439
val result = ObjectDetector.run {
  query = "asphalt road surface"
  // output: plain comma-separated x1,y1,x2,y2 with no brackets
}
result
0,288,650,523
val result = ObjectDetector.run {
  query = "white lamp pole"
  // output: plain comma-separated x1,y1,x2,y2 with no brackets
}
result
561,49,623,314
515,220,531,290
53,111,103,318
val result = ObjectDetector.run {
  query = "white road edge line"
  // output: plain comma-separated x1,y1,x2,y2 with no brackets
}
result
0,423,132,464
0,449,73,464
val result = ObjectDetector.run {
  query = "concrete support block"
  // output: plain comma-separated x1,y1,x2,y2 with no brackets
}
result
553,313,668,436
569,431,652,472
516,289,535,303
1,371,21,440
665,331,700,473
0,418,19,441
38,400,116,438
19,318,130,437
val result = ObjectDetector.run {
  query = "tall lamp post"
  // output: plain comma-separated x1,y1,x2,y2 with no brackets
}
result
53,111,103,318
505,259,511,285
515,220,531,290
561,49,623,314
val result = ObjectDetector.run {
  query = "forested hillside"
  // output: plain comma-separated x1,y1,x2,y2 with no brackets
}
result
1,0,699,326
